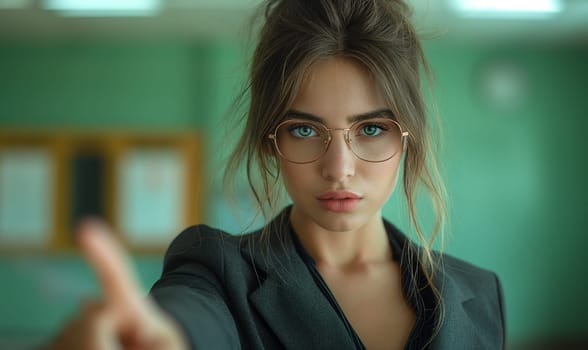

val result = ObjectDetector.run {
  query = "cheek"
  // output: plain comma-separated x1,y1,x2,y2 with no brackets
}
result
365,158,402,189
279,162,311,192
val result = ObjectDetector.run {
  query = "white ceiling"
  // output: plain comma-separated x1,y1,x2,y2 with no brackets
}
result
0,0,587,44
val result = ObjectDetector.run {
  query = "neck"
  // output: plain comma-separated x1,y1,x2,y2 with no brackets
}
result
290,207,392,269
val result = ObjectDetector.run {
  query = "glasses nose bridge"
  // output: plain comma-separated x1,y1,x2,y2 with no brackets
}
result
326,127,352,146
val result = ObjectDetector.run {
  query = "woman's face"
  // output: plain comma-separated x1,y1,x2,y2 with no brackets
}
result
278,56,403,234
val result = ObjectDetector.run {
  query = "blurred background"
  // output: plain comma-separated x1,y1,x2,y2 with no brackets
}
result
0,0,587,349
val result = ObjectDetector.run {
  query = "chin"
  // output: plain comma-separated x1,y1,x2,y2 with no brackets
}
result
312,210,368,233
291,201,379,234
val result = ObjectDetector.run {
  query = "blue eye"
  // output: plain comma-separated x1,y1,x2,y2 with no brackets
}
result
360,124,384,137
289,124,318,138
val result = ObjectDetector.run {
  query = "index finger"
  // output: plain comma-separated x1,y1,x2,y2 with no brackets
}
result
76,218,146,315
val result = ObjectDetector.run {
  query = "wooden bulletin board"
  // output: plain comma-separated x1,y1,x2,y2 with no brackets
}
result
0,129,203,253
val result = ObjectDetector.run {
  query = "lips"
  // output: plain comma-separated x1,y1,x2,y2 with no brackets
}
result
318,191,361,200
317,191,361,212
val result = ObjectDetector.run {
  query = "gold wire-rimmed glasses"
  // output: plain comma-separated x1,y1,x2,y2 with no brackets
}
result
268,117,409,164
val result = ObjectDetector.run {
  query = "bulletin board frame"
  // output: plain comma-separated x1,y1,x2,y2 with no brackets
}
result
0,129,203,254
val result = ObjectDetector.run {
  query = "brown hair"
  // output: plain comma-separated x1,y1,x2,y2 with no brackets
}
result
225,0,447,338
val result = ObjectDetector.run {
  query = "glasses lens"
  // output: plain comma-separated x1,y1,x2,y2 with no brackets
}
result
349,118,403,162
275,120,328,163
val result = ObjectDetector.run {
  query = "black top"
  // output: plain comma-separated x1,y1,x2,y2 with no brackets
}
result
289,222,438,350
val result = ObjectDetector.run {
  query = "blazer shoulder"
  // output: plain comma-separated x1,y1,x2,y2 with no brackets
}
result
438,252,499,287
168,224,235,248
161,224,248,274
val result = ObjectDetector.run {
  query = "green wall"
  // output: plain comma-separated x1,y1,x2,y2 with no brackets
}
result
0,39,586,348
427,42,588,343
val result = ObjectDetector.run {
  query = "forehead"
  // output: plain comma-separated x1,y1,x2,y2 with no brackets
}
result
289,56,388,125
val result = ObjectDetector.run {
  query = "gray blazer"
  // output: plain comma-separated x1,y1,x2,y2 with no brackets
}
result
150,211,505,350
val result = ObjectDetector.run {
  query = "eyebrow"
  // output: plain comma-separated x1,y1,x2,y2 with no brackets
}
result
284,109,395,123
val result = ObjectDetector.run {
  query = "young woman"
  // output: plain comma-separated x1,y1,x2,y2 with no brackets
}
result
48,0,505,349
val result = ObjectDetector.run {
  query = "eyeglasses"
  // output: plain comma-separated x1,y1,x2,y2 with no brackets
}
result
268,117,409,164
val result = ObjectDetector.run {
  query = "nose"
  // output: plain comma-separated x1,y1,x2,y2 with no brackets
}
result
320,130,355,182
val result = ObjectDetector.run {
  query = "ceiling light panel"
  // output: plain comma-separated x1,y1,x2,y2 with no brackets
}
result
43,0,162,17
452,0,564,18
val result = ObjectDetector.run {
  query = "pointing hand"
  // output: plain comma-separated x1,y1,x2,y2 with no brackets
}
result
47,219,187,350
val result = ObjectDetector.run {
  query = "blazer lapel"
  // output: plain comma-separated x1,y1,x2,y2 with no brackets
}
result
431,271,486,349
241,211,356,350
384,220,486,349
